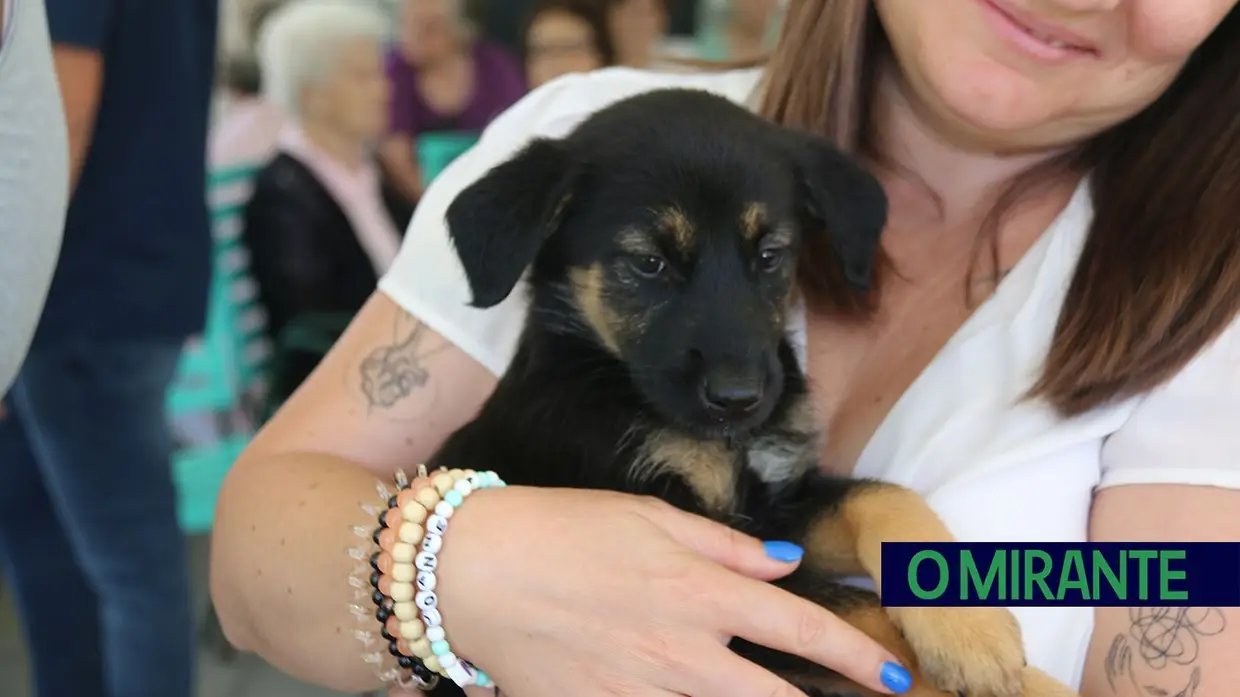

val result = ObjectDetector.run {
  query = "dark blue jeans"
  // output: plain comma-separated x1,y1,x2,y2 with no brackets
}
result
0,340,194,697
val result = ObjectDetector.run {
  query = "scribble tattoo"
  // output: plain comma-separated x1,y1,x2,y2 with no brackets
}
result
1103,608,1225,696
358,314,450,411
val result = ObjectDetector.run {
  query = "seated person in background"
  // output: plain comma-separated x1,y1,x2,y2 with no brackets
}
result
209,0,287,170
379,0,526,201
522,0,616,88
607,0,668,68
245,0,413,403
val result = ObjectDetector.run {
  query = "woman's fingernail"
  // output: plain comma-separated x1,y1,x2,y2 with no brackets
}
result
880,661,912,694
762,541,804,563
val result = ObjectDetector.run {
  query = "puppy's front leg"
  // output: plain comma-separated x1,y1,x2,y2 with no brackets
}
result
793,478,1027,697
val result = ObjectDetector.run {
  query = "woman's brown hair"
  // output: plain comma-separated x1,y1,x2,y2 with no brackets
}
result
760,0,1240,416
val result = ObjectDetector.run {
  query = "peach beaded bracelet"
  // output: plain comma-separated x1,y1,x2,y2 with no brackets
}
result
358,465,506,691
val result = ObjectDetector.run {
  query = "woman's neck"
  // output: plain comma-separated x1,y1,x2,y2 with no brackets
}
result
299,120,367,171
871,68,1076,225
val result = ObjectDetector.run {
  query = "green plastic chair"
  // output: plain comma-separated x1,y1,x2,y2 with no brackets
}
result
417,131,480,188
260,311,356,422
167,163,271,534
693,0,784,60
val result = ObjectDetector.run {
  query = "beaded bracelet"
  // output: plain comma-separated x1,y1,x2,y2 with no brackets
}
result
350,469,439,691
355,465,506,691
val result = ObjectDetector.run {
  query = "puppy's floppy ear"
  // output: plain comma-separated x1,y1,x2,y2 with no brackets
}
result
445,138,579,308
785,132,887,290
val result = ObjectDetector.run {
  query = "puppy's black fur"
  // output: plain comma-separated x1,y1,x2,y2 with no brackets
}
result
423,89,1071,697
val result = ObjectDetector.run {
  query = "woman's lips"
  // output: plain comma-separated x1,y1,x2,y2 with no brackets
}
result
979,0,1100,63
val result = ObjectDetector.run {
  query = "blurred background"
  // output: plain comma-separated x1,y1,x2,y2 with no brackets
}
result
0,0,787,695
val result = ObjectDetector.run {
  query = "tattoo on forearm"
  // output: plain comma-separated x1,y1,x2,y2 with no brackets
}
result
358,314,450,411
1103,608,1225,696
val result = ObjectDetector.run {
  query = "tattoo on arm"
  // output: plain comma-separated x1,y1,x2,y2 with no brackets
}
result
357,313,451,412
1103,608,1225,697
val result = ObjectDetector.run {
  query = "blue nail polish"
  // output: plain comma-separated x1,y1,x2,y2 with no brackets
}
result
762,541,804,563
880,662,912,694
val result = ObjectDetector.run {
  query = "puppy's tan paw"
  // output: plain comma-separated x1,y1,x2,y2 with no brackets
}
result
888,606,1026,697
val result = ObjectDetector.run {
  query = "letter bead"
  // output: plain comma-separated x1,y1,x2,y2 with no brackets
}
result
435,500,455,518
422,533,443,554
466,472,484,489
414,551,438,572
416,570,437,592
427,515,449,536
421,607,442,628
415,591,437,611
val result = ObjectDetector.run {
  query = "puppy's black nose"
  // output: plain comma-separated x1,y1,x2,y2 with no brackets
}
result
699,373,764,420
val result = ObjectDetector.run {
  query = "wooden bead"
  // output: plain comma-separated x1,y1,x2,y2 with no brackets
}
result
393,601,418,621
376,552,395,573
432,473,455,496
383,507,403,529
396,488,418,508
397,522,424,544
399,620,425,640
391,543,415,564
390,581,414,602
401,501,428,524
378,528,398,551
408,637,432,658
415,487,440,511
391,563,414,583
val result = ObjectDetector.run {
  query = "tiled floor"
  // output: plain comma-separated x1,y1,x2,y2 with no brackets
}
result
0,535,351,697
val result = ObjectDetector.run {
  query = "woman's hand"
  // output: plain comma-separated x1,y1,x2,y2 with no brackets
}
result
404,486,912,697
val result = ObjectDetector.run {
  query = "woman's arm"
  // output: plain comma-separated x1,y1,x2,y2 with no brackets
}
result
1081,484,1240,697
210,292,498,690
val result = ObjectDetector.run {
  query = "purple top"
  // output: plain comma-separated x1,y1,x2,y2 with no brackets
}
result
385,41,527,137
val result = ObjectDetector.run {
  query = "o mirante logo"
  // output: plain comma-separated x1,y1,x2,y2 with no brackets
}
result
880,543,1240,607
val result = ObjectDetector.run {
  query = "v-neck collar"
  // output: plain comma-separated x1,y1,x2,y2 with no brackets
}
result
790,177,1095,483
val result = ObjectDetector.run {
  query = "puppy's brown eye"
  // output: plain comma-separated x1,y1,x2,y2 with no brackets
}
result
758,248,786,272
629,255,667,278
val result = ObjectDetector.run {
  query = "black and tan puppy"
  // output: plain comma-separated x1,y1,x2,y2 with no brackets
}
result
426,89,1075,697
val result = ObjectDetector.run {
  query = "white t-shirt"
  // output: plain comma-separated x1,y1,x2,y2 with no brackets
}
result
379,67,1240,689
0,0,70,393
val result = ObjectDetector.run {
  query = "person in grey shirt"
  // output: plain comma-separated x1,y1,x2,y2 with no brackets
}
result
0,0,69,395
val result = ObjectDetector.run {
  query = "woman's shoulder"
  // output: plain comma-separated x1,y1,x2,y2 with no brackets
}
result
492,66,764,143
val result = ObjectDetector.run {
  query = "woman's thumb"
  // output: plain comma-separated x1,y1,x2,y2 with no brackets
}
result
642,500,804,581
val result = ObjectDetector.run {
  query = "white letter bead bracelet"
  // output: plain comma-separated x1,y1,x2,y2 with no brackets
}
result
350,466,506,691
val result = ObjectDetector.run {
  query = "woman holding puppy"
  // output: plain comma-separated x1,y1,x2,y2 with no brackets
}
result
210,2,1240,697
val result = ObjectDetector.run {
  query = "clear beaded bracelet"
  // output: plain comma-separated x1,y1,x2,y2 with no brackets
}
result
351,465,506,691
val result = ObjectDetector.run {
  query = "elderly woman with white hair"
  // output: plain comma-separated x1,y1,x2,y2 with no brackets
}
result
245,0,415,406
378,0,526,201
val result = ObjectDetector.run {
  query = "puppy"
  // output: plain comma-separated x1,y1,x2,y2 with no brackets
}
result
427,88,1075,697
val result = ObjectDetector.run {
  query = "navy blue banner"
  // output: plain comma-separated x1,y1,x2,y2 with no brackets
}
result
880,543,1240,607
